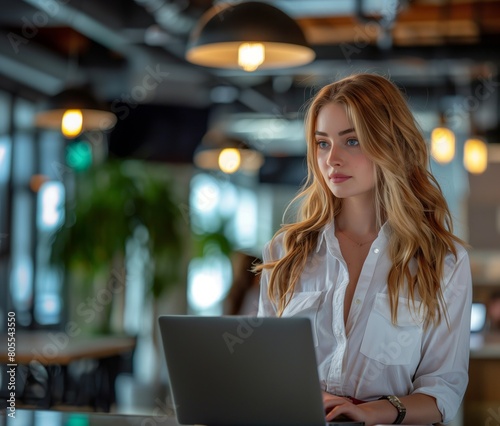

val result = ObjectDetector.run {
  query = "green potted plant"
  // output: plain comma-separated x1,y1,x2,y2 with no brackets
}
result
50,159,185,334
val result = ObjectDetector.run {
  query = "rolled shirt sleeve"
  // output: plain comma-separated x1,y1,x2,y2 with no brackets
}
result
412,245,472,423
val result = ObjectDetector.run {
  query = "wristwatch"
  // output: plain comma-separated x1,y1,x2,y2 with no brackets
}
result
379,395,406,424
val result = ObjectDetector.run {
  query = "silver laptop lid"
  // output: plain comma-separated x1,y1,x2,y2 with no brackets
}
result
158,315,328,426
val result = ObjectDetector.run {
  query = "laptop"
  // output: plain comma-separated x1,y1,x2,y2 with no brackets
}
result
158,315,364,426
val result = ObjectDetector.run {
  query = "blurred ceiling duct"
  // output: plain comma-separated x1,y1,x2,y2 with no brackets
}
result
134,0,196,36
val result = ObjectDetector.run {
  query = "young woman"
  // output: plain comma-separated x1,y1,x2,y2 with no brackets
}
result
257,73,472,425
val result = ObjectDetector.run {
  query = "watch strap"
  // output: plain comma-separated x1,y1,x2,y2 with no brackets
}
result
379,395,406,424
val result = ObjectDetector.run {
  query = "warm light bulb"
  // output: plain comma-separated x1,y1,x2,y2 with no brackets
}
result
431,127,455,164
218,148,241,173
61,109,83,138
464,138,488,174
238,43,265,72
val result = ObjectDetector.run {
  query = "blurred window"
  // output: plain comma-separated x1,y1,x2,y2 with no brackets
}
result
1,91,65,330
187,172,259,314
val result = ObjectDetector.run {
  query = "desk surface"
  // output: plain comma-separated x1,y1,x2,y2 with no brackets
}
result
470,332,500,358
0,331,136,365
1,408,181,426
0,409,434,426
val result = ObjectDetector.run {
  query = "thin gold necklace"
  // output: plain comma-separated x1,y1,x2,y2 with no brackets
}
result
337,229,376,247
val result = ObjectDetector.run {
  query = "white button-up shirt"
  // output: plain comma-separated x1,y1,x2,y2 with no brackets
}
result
258,222,472,423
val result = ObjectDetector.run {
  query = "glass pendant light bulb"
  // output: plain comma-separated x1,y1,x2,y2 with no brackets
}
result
61,109,83,138
464,138,488,174
218,148,241,173
431,127,455,164
238,43,265,72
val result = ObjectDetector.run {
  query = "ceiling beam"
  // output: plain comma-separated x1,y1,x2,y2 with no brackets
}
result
0,29,84,95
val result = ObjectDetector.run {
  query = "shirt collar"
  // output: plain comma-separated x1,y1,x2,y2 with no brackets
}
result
315,221,335,253
315,221,390,253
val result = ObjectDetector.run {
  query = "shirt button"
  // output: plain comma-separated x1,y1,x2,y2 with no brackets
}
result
355,299,361,305
373,248,380,253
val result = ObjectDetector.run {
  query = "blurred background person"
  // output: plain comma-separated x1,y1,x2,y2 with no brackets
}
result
487,291,500,332
224,252,261,316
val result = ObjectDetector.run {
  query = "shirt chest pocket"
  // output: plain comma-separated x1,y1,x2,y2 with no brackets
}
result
282,291,323,346
360,293,423,366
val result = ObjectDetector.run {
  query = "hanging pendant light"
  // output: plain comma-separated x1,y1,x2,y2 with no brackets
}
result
218,148,242,174
194,130,264,174
186,1,315,71
431,113,455,164
464,138,488,174
431,126,455,164
34,86,117,139
61,109,84,138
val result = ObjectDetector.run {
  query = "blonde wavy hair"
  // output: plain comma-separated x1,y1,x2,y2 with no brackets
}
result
259,73,464,327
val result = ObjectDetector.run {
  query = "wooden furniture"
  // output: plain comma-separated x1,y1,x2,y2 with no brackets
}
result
463,333,500,425
0,331,136,411
0,331,136,365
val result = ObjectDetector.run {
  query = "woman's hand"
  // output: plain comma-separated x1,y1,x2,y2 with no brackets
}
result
322,391,440,425
322,392,396,425
322,391,368,424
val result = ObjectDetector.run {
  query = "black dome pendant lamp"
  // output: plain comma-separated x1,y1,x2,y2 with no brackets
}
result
186,1,315,71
